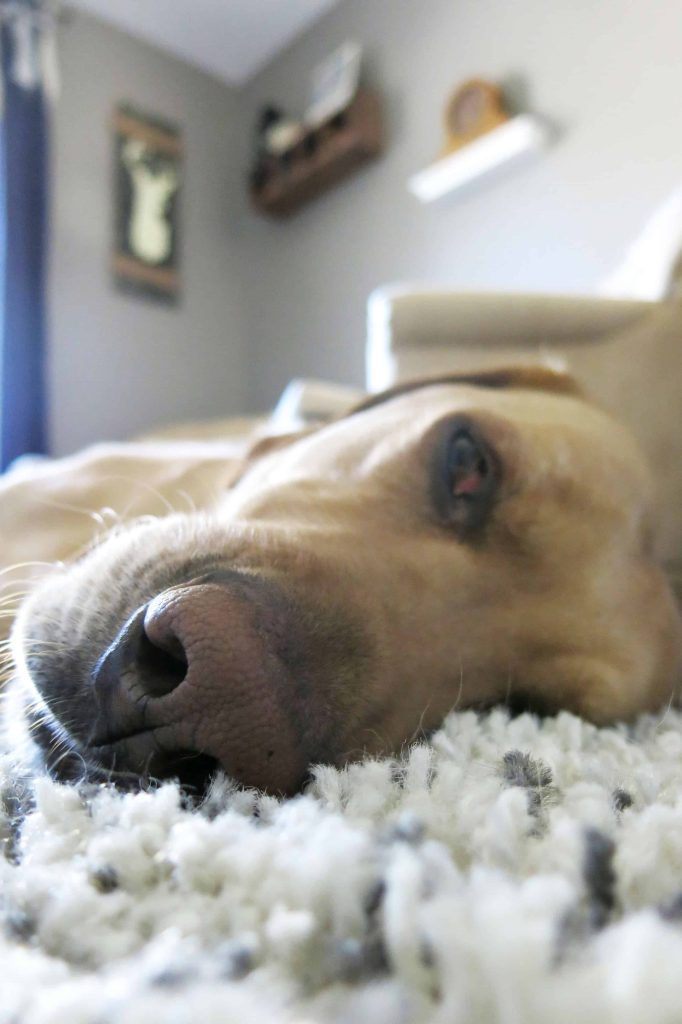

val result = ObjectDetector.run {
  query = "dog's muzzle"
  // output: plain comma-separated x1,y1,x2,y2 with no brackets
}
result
90,572,314,794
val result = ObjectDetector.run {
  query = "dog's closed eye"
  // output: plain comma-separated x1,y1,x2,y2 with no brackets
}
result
436,419,500,533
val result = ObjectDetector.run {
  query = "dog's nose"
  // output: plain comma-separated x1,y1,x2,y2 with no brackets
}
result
93,580,309,794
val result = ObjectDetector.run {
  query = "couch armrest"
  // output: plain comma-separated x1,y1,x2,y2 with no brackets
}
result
367,285,656,391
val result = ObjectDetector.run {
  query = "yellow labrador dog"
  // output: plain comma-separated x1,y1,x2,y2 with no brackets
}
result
5,368,682,794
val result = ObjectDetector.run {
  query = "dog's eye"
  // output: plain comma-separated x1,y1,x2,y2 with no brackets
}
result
439,424,499,532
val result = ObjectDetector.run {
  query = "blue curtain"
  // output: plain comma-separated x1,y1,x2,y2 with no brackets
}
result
0,20,48,471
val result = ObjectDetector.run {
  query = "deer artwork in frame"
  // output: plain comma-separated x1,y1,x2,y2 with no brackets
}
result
113,105,183,303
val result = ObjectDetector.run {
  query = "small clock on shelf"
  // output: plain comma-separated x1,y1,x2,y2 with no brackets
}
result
407,76,548,203
442,79,509,155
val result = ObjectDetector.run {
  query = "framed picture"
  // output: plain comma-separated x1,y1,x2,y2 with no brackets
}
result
304,41,362,128
113,104,183,303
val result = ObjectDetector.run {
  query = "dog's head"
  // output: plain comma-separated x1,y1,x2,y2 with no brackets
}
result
11,368,682,793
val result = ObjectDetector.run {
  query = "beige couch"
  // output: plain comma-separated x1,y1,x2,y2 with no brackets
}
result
367,287,682,569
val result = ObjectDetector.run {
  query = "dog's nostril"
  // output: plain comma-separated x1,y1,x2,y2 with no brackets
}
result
96,596,191,700
136,627,188,696
133,591,196,696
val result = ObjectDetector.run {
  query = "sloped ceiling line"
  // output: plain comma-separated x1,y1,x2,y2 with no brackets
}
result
67,0,341,86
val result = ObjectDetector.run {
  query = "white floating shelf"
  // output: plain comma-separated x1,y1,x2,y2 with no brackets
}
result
407,115,549,204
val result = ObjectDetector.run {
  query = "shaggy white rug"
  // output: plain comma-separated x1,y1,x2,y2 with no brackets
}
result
3,706,682,1024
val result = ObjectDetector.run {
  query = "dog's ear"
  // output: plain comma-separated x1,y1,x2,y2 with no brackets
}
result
243,426,319,463
350,365,581,416
229,428,319,488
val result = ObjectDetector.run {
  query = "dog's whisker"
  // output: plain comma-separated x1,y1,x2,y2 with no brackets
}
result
35,499,115,529
176,489,198,515
0,561,61,578
0,579,52,597
47,740,87,780
0,606,23,619
98,506,121,524
651,688,677,732
62,519,159,567
22,698,73,720
358,725,393,757
0,589,33,603
97,475,179,516
408,700,433,744
18,651,70,663
21,635,72,651
442,659,466,717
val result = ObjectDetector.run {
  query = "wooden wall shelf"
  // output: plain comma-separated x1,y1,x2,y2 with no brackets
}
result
250,91,382,219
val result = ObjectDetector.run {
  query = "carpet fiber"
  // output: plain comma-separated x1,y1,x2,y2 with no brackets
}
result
3,706,682,1023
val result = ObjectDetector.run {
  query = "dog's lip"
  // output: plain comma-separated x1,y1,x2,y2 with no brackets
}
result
89,711,189,755
83,761,155,788
87,721,214,781
89,724,158,750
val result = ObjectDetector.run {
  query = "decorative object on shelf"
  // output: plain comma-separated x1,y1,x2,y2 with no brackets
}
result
248,104,301,192
250,90,382,219
304,41,362,129
253,104,283,152
265,116,304,156
254,105,304,159
113,104,183,303
408,76,549,204
441,78,510,155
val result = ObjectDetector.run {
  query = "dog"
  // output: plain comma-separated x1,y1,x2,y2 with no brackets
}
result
6,367,682,795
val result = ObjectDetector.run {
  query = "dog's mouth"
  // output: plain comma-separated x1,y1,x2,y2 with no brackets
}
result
151,751,222,794
88,717,229,796
94,736,222,796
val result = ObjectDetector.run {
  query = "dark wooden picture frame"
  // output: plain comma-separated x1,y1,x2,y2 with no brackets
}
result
113,104,183,303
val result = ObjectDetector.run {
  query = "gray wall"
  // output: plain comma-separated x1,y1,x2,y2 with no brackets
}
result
50,11,248,454
51,0,682,444
239,0,682,409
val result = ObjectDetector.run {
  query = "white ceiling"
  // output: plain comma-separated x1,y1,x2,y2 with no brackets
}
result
67,0,342,86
